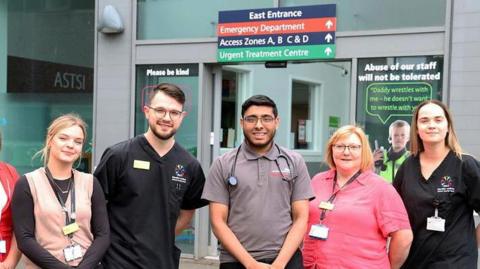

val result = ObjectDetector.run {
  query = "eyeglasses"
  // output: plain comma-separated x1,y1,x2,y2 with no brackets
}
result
332,144,362,153
243,115,275,124
148,106,183,120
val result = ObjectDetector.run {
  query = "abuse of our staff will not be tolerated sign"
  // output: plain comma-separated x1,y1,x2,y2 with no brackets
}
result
217,4,336,63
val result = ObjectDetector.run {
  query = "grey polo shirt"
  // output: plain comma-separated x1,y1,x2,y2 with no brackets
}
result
202,141,315,263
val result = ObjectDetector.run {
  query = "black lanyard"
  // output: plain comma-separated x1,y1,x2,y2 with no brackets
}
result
319,171,361,222
45,168,76,231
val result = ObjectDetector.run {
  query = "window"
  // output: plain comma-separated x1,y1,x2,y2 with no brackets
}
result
135,64,200,157
220,68,249,150
290,80,316,150
137,0,274,40
0,0,94,174
221,70,238,148
280,0,446,31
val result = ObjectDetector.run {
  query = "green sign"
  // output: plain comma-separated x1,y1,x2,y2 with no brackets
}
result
217,45,335,62
328,116,340,128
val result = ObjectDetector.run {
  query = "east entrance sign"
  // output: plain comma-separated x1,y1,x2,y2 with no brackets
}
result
217,4,336,62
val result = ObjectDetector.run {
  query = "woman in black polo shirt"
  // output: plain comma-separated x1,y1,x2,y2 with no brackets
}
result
393,99,480,269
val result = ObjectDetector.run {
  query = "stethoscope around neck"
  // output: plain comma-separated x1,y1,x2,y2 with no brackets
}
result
226,143,294,187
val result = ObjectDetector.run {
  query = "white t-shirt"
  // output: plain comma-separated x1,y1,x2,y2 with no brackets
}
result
0,181,7,215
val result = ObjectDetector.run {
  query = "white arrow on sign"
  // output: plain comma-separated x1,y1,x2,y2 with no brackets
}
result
325,33,333,43
324,47,332,56
325,20,333,29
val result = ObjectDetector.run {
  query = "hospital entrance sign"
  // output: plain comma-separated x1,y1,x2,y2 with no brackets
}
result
217,4,336,62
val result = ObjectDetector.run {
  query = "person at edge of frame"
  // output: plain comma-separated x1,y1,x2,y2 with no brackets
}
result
94,83,208,269
202,94,315,269
0,129,22,269
394,99,480,269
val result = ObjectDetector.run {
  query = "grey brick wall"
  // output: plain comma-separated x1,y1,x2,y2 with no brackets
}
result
450,0,480,157
93,0,134,166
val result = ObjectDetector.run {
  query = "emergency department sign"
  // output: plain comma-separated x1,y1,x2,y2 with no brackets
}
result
217,4,336,62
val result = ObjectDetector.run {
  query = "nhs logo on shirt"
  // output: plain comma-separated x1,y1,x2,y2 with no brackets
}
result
437,176,455,193
172,164,187,184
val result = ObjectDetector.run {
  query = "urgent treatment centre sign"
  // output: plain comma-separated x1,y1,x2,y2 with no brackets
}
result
217,4,336,62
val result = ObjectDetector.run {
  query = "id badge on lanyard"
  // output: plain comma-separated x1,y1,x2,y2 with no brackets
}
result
309,224,329,240
309,171,361,241
426,207,445,232
309,200,334,239
64,244,83,262
45,168,84,261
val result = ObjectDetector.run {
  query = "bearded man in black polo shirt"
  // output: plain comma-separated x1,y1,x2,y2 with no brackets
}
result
94,83,208,269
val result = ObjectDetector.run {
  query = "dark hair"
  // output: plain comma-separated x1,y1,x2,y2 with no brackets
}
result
148,83,185,106
410,99,462,157
241,95,278,117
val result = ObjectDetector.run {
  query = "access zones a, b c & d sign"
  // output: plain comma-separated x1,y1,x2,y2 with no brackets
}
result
217,4,336,62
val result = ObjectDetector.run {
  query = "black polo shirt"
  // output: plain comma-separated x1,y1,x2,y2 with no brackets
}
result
393,151,480,269
94,135,208,269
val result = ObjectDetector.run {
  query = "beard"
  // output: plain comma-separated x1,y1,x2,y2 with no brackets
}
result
149,120,177,141
243,129,276,151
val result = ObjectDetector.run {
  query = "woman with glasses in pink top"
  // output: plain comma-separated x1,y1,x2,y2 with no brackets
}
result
303,125,413,269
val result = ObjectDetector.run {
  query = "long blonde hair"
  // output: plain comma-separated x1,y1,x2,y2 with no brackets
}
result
325,125,374,172
410,100,462,158
35,114,87,166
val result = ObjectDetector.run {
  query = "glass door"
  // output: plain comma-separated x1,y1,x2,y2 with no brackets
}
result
134,63,200,256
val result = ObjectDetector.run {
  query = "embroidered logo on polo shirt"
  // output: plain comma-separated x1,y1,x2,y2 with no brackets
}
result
270,168,291,178
172,164,187,184
437,176,455,193
175,164,186,177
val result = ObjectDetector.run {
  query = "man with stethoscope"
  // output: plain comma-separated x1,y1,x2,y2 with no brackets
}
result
202,95,314,269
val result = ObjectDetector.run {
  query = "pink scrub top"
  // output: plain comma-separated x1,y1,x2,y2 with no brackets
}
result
303,169,410,269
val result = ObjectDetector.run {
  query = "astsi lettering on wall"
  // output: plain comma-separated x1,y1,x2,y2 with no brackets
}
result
7,55,93,93
53,72,86,90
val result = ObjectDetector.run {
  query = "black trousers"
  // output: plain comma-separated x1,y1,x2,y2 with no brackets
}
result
219,249,303,269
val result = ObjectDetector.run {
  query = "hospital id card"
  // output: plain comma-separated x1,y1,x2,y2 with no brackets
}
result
63,244,83,262
309,224,329,240
426,216,445,232
0,240,5,253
